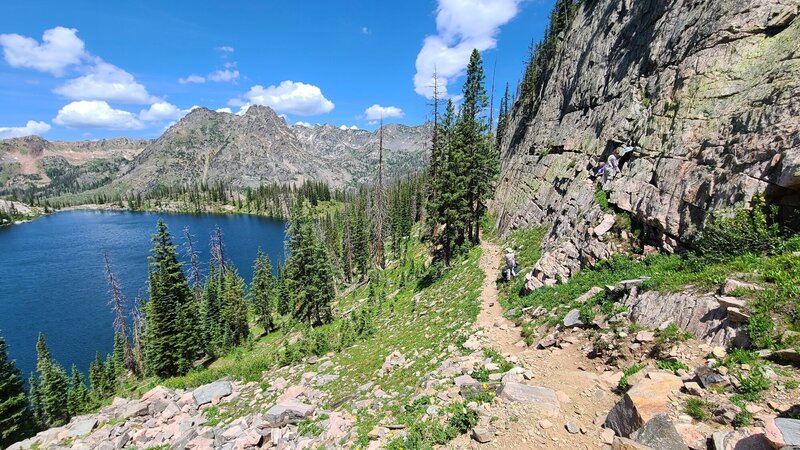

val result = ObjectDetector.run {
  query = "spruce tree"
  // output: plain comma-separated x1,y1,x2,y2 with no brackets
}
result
0,336,34,447
66,365,89,417
34,335,69,427
458,49,495,244
88,352,108,399
221,266,249,346
430,99,469,265
250,249,276,333
27,373,42,428
143,220,203,378
285,201,335,326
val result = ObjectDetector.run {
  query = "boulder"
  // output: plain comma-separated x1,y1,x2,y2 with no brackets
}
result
497,382,560,417
694,366,725,388
575,286,603,303
264,399,315,427
471,427,493,443
192,380,232,406
713,428,771,450
682,382,704,397
630,415,688,450
635,331,656,343
380,351,406,375
563,308,583,327
720,279,762,296
66,417,98,437
765,417,800,448
605,374,682,437
122,401,150,419
595,214,616,237
715,296,746,309
454,374,477,387
772,349,800,363
726,307,750,323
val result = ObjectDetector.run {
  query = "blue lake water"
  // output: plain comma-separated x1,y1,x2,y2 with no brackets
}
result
0,210,287,378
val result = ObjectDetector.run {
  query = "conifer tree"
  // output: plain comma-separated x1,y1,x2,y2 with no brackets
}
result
250,249,276,332
459,49,496,244
274,265,291,317
0,336,34,447
143,220,203,378
27,373,42,428
34,334,69,427
430,99,468,265
88,351,108,398
285,201,335,326
66,365,89,417
221,266,249,346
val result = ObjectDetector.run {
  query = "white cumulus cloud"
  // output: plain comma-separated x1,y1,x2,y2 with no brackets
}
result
0,27,86,76
414,0,521,98
178,74,206,84
139,101,188,121
54,59,155,104
364,104,405,120
207,69,239,83
53,100,144,130
217,46,235,54
0,120,51,139
179,69,239,84
339,124,359,130
239,81,335,116
216,107,233,113
294,121,312,127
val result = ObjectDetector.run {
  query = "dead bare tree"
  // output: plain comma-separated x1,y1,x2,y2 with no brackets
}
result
372,116,386,269
131,296,146,375
488,58,497,133
103,252,136,374
183,226,202,298
343,213,354,283
210,225,226,272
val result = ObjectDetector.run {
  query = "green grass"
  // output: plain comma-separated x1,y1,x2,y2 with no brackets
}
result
684,398,712,422
496,226,800,350
656,359,689,374
618,363,646,392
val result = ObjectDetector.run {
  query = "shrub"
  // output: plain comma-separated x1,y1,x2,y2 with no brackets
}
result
736,366,771,396
694,195,783,261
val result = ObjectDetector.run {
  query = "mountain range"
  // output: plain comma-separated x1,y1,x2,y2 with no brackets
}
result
0,105,431,198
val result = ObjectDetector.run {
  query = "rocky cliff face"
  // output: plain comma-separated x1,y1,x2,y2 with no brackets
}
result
115,106,431,193
494,0,800,276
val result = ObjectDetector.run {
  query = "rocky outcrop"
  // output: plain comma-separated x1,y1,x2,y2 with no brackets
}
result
494,0,800,275
9,380,352,450
620,288,747,346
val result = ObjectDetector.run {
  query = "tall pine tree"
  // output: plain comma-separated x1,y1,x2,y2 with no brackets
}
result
0,336,34,447
143,220,203,378
285,201,335,326
250,249,276,333
34,334,69,427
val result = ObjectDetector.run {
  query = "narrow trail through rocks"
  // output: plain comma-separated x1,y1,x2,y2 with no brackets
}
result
451,239,621,449
476,239,525,354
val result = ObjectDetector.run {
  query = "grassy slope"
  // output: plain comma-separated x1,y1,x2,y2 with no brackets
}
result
119,234,485,447
498,227,800,349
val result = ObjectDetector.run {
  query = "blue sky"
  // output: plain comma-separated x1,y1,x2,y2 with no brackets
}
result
0,0,555,140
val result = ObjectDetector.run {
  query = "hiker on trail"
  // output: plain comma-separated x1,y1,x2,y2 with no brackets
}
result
602,148,621,188
504,247,517,281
